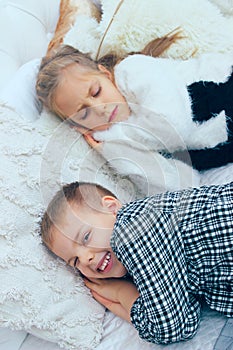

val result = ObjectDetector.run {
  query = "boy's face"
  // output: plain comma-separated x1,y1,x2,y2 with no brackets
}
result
54,63,130,134
50,196,127,279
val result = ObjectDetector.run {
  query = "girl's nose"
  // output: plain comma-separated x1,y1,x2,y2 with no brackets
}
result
89,103,106,116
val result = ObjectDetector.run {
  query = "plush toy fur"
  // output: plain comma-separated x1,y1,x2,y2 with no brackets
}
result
64,0,233,60
91,52,233,195
47,0,101,55
49,0,233,195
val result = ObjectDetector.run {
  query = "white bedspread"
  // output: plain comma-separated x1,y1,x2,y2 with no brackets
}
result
19,307,226,350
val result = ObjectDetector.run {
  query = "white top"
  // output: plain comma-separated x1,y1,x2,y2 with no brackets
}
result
93,53,233,194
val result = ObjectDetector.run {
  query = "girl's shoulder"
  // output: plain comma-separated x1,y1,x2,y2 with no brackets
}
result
114,54,182,84
116,53,172,69
116,52,233,83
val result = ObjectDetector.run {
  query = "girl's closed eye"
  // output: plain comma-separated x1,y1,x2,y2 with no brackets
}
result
80,107,88,120
91,82,101,98
92,86,101,98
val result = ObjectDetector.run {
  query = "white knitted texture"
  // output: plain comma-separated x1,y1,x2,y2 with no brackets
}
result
0,105,136,349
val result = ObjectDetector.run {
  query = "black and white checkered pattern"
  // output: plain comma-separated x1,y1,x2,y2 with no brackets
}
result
110,182,233,345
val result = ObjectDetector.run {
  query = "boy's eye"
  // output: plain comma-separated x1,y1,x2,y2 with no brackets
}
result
83,232,90,245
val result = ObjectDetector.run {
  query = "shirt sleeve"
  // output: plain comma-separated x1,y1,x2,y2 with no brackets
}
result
97,132,199,195
114,54,191,120
174,141,233,171
112,209,201,344
114,54,229,153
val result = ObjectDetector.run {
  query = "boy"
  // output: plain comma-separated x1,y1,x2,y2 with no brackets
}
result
40,181,233,345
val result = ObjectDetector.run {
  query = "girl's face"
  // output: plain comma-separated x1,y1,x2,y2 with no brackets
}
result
54,63,131,133
50,196,127,279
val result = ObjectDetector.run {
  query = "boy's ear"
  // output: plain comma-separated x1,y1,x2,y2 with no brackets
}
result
97,64,113,81
101,196,121,215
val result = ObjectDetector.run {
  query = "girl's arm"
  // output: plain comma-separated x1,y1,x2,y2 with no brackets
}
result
174,141,233,171
94,128,200,195
114,54,230,151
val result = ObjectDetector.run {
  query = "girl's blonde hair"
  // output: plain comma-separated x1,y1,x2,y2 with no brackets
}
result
36,29,183,119
40,182,115,249
36,47,99,119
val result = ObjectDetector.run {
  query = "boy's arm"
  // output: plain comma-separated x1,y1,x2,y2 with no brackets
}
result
85,271,201,345
109,210,202,345
84,278,139,323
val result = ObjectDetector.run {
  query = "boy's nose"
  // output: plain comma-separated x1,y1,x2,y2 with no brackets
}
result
78,248,94,266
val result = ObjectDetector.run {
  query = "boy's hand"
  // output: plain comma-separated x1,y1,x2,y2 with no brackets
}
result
91,291,130,321
84,278,139,323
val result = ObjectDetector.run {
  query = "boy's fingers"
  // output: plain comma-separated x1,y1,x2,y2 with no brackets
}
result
91,290,113,305
92,291,130,322
84,277,101,287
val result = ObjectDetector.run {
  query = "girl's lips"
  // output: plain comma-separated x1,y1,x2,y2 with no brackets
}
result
108,106,118,123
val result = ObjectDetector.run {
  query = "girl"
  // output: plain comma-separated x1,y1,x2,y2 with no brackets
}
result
36,32,233,195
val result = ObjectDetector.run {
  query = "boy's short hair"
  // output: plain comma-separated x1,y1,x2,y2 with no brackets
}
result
40,182,115,249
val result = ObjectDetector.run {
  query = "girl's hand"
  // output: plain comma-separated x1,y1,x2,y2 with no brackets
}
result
84,278,139,322
70,123,101,149
83,133,101,149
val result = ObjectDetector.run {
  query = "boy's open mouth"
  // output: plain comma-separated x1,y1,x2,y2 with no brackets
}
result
97,252,111,272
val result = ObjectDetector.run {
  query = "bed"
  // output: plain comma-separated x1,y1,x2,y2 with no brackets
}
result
0,0,232,349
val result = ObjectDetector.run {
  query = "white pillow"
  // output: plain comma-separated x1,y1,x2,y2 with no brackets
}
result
0,105,107,350
0,328,27,350
0,59,41,122
0,103,136,349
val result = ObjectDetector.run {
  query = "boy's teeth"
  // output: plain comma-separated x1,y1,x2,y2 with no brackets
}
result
99,252,111,271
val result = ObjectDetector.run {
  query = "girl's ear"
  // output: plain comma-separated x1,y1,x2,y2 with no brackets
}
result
97,64,113,81
101,196,121,215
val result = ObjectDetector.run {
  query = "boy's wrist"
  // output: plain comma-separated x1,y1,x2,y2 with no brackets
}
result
118,281,139,313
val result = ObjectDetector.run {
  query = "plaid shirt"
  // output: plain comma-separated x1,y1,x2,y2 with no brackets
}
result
110,182,233,345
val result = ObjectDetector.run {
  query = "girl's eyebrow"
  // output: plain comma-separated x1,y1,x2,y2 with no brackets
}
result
68,79,93,119
79,79,95,111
